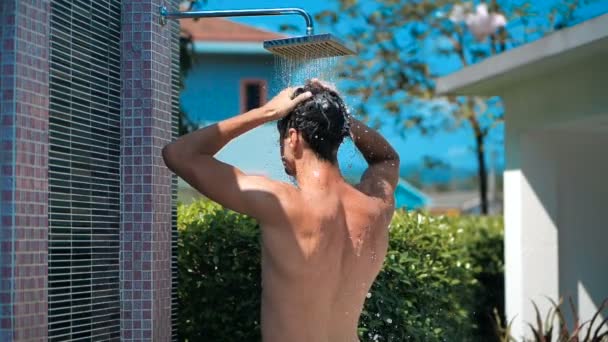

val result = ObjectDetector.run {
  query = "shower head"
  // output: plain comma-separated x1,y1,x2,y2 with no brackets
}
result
264,34,356,59
158,5,356,59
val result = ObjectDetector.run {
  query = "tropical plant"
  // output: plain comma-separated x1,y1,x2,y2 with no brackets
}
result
494,297,608,342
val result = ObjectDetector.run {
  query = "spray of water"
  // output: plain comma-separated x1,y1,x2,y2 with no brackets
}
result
273,55,340,89
272,55,366,186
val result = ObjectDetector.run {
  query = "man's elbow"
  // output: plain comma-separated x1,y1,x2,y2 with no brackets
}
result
380,146,400,165
162,143,178,171
390,152,400,165
388,154,401,186
386,151,400,167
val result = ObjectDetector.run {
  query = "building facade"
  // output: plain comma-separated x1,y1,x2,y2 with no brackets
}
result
1,0,180,340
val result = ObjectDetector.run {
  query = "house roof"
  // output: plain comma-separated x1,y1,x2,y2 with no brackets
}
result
397,179,430,203
435,13,608,96
180,18,285,43
180,18,286,55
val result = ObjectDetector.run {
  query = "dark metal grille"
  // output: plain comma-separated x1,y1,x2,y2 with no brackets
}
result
48,0,121,340
169,1,180,338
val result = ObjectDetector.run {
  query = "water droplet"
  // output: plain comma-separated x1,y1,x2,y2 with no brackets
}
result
386,318,392,324
366,292,372,298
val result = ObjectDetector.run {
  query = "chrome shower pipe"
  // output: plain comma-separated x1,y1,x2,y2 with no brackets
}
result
159,5,315,36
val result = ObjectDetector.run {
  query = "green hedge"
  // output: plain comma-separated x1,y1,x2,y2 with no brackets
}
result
177,200,504,341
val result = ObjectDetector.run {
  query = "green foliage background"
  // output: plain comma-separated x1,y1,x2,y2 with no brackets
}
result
177,200,504,341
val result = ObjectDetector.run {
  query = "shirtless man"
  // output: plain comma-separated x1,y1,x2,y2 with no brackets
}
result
162,79,400,342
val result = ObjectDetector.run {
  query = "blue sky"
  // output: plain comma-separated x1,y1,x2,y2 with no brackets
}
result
193,0,608,176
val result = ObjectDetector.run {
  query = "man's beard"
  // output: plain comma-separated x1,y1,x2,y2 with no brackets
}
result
281,157,294,176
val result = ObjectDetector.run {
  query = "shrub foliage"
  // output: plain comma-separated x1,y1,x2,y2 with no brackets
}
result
177,200,504,341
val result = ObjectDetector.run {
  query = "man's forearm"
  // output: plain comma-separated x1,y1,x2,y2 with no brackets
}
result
350,117,399,165
164,106,272,158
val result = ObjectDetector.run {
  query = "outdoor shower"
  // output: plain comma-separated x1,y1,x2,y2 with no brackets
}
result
159,5,356,59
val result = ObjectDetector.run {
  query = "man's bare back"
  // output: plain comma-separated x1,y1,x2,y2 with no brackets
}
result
162,80,399,341
260,181,393,342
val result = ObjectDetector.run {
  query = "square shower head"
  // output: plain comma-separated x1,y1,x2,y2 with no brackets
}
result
264,34,356,59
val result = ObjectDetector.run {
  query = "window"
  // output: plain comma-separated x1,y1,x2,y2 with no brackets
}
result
241,79,267,112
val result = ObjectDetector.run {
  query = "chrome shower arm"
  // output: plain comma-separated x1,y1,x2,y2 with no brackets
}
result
159,6,315,35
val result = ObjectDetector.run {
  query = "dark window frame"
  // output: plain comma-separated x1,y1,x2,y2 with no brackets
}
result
240,79,268,113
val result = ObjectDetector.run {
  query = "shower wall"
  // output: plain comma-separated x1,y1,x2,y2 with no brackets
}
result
0,0,179,340
47,0,122,340
0,1,50,340
120,0,180,340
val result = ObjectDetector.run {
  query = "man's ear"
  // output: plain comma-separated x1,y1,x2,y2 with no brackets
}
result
288,128,299,148
289,128,305,159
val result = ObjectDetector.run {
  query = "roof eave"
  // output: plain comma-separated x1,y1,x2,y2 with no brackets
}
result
191,41,273,55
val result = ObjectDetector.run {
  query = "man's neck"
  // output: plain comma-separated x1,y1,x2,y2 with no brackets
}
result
294,155,343,193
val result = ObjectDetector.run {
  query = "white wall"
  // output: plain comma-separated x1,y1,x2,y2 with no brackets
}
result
504,133,560,338
503,51,608,337
555,131,608,325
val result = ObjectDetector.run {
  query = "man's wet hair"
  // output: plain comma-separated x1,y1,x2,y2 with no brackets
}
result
277,80,351,163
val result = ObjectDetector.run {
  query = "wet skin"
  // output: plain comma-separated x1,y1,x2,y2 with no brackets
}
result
162,83,400,341
259,178,393,342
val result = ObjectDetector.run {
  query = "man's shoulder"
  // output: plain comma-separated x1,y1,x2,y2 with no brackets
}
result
251,177,302,212
346,182,394,211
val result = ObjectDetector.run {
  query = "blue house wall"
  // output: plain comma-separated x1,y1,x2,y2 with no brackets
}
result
181,54,280,123
179,52,291,185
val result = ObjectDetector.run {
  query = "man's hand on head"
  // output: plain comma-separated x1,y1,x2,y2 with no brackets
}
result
262,87,312,121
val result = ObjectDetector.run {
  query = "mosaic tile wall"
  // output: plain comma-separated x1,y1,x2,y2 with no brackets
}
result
0,0,51,340
1,0,180,340
120,0,179,340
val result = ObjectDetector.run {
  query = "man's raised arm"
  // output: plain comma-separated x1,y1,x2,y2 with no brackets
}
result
350,117,400,200
161,88,311,220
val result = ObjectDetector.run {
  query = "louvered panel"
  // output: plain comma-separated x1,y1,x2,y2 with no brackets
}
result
169,0,180,339
48,0,121,340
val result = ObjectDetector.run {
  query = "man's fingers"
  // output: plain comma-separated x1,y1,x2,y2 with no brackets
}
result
292,91,313,105
284,87,295,97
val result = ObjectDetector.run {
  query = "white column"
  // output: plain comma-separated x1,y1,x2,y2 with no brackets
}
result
504,133,560,338
504,169,525,336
